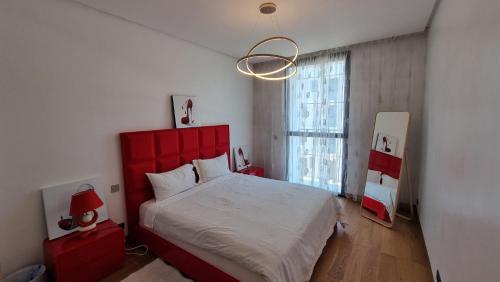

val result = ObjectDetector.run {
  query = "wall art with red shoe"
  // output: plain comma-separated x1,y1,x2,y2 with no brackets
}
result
172,95,198,128
234,145,251,171
41,177,108,240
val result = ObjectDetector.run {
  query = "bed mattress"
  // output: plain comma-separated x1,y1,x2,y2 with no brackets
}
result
140,173,340,282
364,181,397,220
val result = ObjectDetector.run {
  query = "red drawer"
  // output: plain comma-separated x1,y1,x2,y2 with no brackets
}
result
237,166,264,177
44,220,125,282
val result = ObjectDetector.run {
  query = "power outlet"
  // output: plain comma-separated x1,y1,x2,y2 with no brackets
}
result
436,269,442,282
110,184,120,193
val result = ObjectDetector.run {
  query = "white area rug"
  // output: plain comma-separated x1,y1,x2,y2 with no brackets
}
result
121,259,192,282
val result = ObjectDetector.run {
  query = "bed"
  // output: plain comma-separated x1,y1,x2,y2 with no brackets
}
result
362,182,396,222
120,125,340,282
361,150,402,223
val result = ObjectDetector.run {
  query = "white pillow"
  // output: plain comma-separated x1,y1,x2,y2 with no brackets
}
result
381,174,399,189
146,164,196,202
366,169,381,184
193,153,231,183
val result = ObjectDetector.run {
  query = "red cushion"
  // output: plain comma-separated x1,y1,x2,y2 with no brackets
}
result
215,126,230,163
199,127,216,148
180,151,201,165
215,126,229,145
123,133,155,161
156,130,179,157
199,127,217,159
368,150,402,179
157,156,181,172
179,128,199,153
127,162,156,191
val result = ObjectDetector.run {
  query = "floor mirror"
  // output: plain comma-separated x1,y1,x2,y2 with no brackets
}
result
360,112,410,228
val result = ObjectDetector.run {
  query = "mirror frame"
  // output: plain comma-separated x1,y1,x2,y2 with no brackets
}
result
360,112,410,228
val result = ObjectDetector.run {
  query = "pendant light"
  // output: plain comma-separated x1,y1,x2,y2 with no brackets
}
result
236,3,298,81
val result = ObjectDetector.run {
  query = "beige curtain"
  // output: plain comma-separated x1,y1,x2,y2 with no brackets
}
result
252,61,287,180
252,32,427,202
347,33,427,201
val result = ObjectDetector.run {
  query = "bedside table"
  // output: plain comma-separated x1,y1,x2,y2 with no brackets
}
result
237,166,265,177
44,220,125,282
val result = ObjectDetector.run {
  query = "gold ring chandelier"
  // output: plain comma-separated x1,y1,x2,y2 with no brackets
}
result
236,3,298,81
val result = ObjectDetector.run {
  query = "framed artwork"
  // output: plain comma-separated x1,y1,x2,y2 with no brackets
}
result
42,177,108,240
172,95,197,128
234,145,251,171
375,132,398,156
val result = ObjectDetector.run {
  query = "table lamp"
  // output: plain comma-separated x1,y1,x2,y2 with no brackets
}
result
69,187,104,235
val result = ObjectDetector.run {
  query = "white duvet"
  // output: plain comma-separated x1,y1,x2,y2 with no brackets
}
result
364,181,397,219
142,173,340,282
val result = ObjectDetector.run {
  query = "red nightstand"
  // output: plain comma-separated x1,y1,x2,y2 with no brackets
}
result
43,220,125,282
237,166,265,177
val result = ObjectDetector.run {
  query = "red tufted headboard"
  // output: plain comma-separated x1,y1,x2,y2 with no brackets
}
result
120,125,230,238
368,149,402,179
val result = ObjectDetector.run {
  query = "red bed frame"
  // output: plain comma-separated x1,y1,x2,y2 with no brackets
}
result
361,150,403,223
120,125,238,282
362,195,391,222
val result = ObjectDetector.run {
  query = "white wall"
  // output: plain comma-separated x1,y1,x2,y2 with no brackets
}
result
419,0,500,281
0,0,252,274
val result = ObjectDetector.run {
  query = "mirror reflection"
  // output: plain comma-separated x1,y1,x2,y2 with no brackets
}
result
361,112,410,227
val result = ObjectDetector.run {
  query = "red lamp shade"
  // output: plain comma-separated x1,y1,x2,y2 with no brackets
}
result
69,189,104,216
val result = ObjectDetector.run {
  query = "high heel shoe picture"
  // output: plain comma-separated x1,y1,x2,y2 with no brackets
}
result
234,145,251,170
181,98,194,125
374,132,398,156
173,95,198,128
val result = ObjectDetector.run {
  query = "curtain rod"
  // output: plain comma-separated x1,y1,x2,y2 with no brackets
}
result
297,31,427,59
254,31,427,68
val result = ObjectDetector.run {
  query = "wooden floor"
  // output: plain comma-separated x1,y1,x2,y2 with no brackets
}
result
310,198,433,282
102,198,433,282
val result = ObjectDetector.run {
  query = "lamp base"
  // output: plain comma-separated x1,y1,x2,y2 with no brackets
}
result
75,209,99,239
77,224,97,239
78,222,97,232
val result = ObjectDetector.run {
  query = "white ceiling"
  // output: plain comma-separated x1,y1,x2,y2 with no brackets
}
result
74,0,436,58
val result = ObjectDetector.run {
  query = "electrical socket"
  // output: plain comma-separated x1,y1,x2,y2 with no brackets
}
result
110,184,120,193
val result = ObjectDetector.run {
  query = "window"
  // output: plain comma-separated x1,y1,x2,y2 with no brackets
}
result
286,52,350,194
